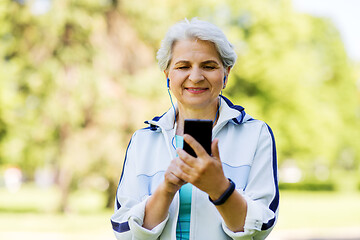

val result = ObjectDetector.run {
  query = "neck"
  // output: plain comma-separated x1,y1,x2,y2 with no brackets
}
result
175,98,220,135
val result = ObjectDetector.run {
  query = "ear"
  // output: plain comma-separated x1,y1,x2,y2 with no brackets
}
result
226,66,231,75
164,71,170,89
223,67,231,88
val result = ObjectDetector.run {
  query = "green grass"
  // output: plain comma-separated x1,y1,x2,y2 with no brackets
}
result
0,183,107,214
0,211,113,232
276,191,360,229
0,184,59,213
1,184,360,239
0,183,114,240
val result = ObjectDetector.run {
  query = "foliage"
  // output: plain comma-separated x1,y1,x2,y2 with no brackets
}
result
221,0,360,178
0,0,167,210
0,0,359,212
279,181,336,192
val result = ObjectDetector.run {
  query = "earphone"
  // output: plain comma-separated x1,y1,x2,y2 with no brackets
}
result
167,78,176,120
223,76,227,89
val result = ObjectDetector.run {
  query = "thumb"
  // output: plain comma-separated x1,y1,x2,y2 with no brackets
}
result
211,138,221,161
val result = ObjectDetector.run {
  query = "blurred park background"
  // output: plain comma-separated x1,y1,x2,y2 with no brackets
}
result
1,0,359,239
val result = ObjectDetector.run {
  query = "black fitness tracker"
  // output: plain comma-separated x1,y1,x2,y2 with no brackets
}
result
209,178,236,205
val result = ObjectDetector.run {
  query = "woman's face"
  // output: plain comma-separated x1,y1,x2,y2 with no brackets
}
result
166,39,228,111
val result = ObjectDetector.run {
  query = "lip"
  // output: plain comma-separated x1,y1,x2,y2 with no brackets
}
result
185,87,208,94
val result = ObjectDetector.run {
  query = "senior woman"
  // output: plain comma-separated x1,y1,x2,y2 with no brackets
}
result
111,18,279,240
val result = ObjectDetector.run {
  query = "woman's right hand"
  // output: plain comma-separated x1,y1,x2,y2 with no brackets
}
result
143,157,186,230
163,157,187,195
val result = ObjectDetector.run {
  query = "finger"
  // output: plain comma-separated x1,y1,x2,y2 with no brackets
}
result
176,148,197,167
174,155,194,175
163,172,186,193
168,158,192,183
183,134,208,158
165,170,186,187
211,138,221,161
172,169,191,184
170,173,187,186
166,159,186,183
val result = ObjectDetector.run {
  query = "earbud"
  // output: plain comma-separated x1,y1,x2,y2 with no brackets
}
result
223,76,227,89
166,77,176,121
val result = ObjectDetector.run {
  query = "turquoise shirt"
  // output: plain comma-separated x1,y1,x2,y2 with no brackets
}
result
174,135,192,240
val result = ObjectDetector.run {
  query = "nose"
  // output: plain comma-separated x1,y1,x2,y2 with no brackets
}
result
188,67,204,83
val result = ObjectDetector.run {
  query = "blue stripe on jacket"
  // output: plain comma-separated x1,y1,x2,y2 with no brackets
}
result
116,138,133,210
261,124,279,230
112,138,134,233
111,220,130,233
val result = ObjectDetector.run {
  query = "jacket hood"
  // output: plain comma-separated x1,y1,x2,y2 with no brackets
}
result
144,95,253,131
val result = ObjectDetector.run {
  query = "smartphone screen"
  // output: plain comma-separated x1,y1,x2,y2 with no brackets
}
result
183,119,212,157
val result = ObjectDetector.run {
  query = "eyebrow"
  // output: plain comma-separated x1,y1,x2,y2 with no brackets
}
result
174,60,221,65
174,60,190,65
201,60,220,65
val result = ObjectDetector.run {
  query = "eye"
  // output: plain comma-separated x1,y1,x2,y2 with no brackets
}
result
204,66,216,70
177,66,189,69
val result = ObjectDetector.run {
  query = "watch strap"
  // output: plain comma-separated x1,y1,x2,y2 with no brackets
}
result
209,178,236,205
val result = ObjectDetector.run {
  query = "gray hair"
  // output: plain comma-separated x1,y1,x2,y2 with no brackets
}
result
157,18,237,73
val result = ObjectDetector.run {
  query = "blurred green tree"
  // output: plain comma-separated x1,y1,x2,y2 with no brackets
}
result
222,0,360,181
0,0,359,212
0,0,166,211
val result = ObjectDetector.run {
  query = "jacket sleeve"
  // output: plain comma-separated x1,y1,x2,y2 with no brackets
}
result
110,133,169,240
222,122,279,240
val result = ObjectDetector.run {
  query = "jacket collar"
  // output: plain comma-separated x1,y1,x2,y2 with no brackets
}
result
145,96,249,131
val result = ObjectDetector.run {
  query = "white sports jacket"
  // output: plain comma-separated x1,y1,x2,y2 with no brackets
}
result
111,96,279,240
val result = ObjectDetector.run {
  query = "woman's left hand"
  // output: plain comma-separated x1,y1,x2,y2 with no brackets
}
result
175,134,230,200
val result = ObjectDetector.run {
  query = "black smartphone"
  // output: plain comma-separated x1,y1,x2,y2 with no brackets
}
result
183,119,212,157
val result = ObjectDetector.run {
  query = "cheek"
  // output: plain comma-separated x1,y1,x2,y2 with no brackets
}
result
169,73,185,88
168,79,182,94
212,75,225,88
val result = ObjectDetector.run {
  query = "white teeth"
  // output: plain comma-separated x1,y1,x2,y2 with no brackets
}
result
187,88,205,91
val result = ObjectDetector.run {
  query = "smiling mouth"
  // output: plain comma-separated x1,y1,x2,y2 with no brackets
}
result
185,87,208,94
